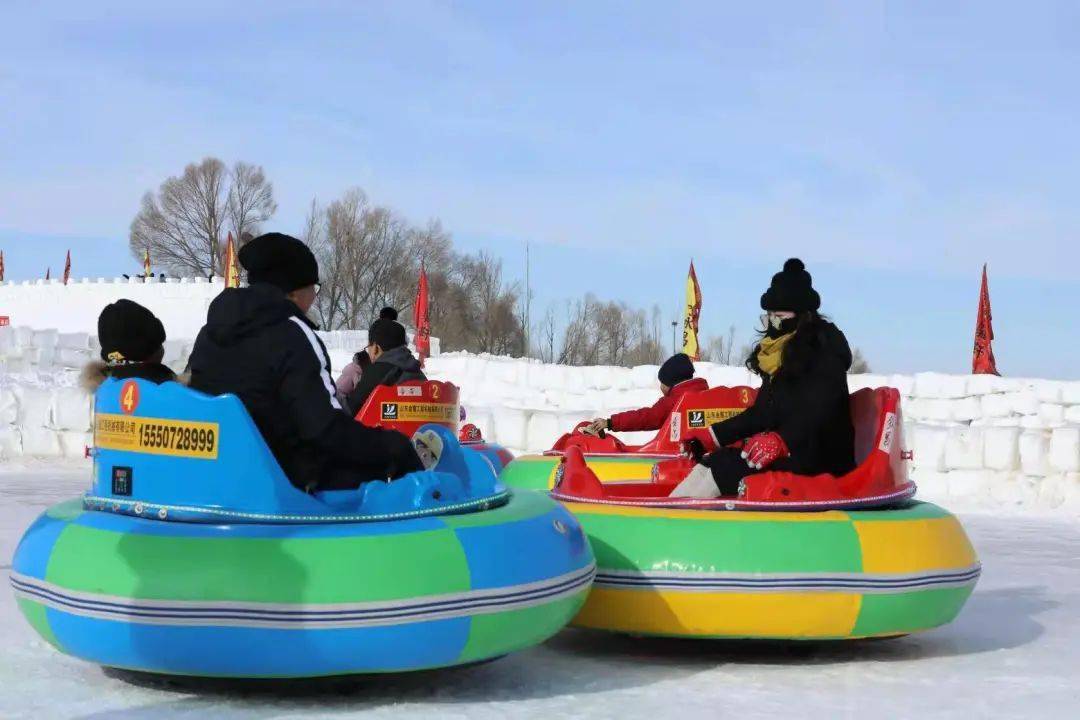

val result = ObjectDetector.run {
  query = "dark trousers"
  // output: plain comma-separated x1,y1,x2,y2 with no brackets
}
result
707,447,759,496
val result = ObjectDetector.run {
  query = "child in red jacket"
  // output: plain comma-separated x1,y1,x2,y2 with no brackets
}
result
583,353,708,435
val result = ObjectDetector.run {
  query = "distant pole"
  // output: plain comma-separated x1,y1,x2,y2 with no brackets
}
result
671,320,678,354
525,241,531,357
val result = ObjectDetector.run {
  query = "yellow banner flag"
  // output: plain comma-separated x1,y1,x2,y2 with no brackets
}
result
682,261,702,359
223,233,241,288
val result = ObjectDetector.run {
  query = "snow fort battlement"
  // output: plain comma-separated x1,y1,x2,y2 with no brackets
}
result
0,277,439,357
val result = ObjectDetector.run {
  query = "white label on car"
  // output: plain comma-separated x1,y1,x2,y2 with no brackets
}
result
879,412,897,454
397,386,423,397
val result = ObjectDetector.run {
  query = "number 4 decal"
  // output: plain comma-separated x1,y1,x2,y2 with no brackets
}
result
120,381,140,415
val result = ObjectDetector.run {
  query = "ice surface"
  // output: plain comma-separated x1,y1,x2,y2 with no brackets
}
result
2,464,1079,719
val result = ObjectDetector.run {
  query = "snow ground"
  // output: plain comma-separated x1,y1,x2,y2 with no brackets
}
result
1,462,1077,720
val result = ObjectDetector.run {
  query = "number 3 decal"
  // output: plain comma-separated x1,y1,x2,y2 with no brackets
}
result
120,380,140,415
739,387,750,405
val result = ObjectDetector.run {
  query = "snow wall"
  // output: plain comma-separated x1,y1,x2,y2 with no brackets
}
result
417,354,1080,513
0,278,440,355
1,313,1077,512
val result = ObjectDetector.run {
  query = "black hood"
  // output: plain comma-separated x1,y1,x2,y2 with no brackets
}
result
375,346,423,374
204,283,314,346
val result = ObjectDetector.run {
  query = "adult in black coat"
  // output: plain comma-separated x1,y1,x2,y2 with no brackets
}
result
187,233,422,492
345,307,427,416
672,258,856,498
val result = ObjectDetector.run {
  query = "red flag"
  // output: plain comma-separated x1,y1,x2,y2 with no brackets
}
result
63,249,72,285
0,251,5,282
972,263,999,375
413,264,431,366
143,249,152,278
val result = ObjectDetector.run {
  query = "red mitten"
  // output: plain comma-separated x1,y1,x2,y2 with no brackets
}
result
741,432,789,470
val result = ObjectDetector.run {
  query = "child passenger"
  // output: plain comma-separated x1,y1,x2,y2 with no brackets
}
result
80,299,177,392
583,353,708,435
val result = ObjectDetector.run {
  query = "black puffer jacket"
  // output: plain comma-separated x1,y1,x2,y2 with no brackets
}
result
346,346,427,416
188,283,422,491
709,319,855,476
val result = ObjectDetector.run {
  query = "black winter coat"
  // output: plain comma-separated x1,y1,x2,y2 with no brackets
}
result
346,346,427,416
709,320,856,477
188,284,422,491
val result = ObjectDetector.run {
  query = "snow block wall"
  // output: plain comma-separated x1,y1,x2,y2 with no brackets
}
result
0,277,230,339
0,322,433,462
0,278,441,356
418,354,1080,513
3,310,1077,512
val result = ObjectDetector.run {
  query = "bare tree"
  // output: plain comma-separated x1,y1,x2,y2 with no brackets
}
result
557,294,662,367
129,158,276,276
849,348,871,374
303,187,527,355
700,325,739,365
534,304,560,363
227,162,277,247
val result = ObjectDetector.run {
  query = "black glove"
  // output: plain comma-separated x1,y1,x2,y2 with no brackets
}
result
355,350,371,369
685,438,708,465
385,433,425,478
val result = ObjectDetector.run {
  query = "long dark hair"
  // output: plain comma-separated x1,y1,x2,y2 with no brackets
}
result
745,310,835,379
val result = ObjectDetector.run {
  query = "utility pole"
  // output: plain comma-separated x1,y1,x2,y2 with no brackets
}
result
525,241,531,358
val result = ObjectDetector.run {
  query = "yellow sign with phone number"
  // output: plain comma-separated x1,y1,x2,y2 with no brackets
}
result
95,413,220,460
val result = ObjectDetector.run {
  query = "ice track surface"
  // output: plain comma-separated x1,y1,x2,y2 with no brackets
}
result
1,462,1077,720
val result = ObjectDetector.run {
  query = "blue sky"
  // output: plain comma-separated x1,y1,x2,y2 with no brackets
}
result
2,2,1078,377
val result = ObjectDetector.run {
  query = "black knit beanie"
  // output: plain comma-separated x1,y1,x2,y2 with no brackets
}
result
238,233,319,293
98,299,166,363
760,258,821,312
369,307,407,350
658,353,695,387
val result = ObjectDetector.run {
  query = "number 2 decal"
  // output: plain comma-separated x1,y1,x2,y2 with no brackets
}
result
431,384,441,400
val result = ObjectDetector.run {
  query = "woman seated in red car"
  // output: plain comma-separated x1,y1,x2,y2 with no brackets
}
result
582,353,708,435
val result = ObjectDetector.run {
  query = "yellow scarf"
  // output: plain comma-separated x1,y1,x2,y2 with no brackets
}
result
756,332,795,377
